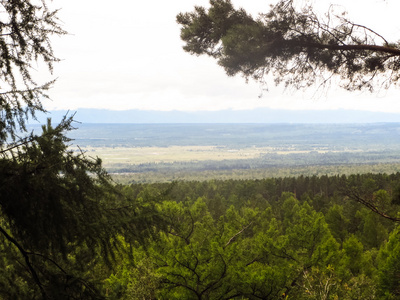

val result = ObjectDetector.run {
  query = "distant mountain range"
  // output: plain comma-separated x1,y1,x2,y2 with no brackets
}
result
29,108,400,124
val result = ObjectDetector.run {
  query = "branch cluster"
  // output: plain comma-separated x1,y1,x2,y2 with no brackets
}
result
0,0,66,141
177,0,400,92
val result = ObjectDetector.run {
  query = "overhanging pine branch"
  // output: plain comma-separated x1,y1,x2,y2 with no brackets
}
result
302,42,400,56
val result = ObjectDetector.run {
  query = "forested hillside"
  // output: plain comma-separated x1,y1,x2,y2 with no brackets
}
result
99,173,400,299
4,168,400,298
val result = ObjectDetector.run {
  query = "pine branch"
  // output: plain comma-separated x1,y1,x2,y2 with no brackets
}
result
345,189,400,222
224,222,253,248
301,42,400,56
0,225,48,299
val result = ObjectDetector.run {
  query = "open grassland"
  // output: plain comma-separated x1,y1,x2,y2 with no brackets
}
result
78,145,362,169
64,124,400,183
80,146,272,168
73,145,400,183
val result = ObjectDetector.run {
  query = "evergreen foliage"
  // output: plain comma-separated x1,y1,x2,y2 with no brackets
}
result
177,0,400,91
0,116,164,298
0,0,66,141
103,174,400,299
0,2,162,298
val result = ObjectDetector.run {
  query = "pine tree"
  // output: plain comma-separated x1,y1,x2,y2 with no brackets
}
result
177,0,400,92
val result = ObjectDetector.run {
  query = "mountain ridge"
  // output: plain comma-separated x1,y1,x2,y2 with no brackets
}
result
31,108,400,124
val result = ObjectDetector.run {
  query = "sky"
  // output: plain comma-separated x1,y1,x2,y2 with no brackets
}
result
39,0,400,113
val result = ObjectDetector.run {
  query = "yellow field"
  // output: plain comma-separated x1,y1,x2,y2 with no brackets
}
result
79,146,273,168
68,145,400,183
76,146,363,169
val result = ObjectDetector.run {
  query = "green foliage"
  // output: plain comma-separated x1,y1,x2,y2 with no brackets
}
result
178,0,400,91
356,209,389,249
1,118,113,257
0,117,149,298
341,235,364,276
0,1,145,297
325,204,350,243
104,242,160,300
0,0,66,141
100,174,400,298
377,227,400,298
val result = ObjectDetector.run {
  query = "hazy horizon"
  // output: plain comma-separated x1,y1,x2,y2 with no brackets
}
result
29,107,400,125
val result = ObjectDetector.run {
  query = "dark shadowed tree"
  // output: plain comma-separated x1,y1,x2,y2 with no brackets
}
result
0,1,161,298
177,0,400,92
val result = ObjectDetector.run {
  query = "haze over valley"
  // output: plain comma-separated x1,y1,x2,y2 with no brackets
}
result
34,108,400,124
27,121,400,183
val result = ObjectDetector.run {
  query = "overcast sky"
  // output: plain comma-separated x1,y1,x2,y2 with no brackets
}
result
40,0,400,113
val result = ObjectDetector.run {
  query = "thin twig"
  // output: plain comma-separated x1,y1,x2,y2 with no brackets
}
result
224,222,253,248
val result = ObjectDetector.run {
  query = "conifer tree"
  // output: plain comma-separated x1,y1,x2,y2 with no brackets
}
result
0,2,157,298
0,0,65,142
177,0,400,92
